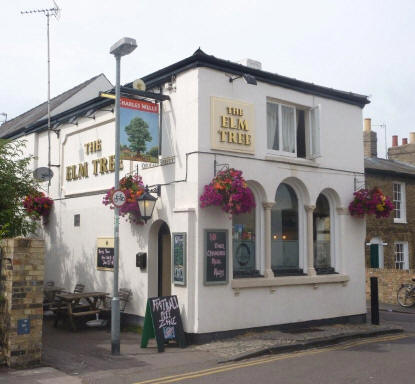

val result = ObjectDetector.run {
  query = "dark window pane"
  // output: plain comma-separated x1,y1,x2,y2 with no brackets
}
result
271,184,299,272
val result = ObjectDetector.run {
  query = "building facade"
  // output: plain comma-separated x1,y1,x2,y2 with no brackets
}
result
2,49,370,340
364,120,415,270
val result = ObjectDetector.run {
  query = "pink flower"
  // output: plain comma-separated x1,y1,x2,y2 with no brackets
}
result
200,168,255,216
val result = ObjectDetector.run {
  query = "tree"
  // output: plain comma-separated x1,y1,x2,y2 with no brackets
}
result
124,117,152,153
0,140,39,238
146,146,159,159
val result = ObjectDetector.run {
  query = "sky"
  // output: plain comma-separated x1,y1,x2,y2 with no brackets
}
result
1,0,414,158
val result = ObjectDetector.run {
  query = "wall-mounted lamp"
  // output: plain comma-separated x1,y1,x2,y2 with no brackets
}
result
228,73,257,86
137,185,161,223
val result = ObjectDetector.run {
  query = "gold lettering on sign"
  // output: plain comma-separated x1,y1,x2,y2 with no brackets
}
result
92,159,99,175
84,139,102,155
78,162,88,178
99,158,108,174
218,105,250,147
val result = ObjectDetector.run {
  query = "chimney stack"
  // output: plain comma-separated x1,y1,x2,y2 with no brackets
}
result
364,118,371,132
389,133,415,165
363,118,377,158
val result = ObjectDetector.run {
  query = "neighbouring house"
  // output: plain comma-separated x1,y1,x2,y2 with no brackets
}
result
2,49,370,341
364,118,415,303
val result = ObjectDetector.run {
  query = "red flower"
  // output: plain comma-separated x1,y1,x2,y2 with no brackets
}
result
200,168,255,216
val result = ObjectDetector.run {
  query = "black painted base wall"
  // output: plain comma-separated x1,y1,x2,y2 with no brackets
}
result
185,314,367,345
122,312,366,345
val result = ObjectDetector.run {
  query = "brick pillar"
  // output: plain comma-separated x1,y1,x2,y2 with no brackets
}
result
0,238,44,367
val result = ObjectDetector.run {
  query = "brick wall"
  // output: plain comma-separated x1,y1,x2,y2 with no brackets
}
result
365,173,415,269
366,268,415,304
0,238,44,367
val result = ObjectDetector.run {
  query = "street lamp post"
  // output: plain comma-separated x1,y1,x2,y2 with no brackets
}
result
109,37,137,355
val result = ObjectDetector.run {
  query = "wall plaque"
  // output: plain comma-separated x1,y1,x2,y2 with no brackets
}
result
211,97,255,154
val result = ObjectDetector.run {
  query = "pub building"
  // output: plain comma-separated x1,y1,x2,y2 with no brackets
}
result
1,49,370,342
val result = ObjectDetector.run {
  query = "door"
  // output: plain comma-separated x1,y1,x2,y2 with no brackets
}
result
158,223,171,297
370,244,379,268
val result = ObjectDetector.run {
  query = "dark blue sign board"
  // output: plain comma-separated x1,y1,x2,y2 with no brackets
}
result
17,318,30,335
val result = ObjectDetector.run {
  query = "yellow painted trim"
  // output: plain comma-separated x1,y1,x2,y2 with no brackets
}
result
100,92,116,100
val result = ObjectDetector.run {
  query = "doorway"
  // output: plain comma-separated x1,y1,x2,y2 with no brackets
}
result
370,244,379,268
158,223,171,297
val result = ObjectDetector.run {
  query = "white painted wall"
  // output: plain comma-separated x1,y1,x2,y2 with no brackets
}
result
23,64,366,335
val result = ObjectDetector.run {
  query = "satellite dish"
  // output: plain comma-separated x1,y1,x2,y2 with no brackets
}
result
133,79,146,91
33,167,53,182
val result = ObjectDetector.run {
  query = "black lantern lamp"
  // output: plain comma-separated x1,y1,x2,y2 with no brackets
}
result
138,185,160,223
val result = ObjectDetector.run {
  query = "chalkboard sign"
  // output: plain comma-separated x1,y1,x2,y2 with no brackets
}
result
140,295,186,352
204,229,228,285
97,247,114,270
96,237,114,271
172,233,186,286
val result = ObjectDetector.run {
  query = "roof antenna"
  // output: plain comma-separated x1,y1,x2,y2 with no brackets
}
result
21,2,61,193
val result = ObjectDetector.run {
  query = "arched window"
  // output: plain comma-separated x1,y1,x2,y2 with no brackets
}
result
232,202,259,278
313,194,334,274
271,183,301,275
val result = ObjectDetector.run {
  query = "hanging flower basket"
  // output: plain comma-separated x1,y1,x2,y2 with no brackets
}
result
349,187,394,218
200,168,255,215
102,174,145,223
23,191,54,221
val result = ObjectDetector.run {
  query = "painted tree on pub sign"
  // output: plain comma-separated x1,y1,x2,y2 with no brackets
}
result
124,117,152,154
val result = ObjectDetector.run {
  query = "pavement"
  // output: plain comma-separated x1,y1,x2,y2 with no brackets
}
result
0,306,412,383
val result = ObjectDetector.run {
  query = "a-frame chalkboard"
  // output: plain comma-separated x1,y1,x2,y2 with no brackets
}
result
140,295,186,352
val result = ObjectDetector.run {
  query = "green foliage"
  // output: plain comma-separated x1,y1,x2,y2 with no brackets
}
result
124,117,152,153
0,139,39,238
146,146,159,158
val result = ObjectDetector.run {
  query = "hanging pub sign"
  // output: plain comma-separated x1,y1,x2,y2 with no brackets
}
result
211,96,255,154
172,233,186,286
120,97,159,163
204,229,228,285
96,237,114,271
141,296,186,352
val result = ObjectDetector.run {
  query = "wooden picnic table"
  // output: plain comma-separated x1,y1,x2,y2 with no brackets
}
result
43,286,64,308
53,291,108,331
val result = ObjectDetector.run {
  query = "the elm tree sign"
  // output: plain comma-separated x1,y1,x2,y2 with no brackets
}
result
120,97,159,163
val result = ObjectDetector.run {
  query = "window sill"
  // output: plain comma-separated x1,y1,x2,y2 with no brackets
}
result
231,274,349,290
265,154,319,168
393,219,407,224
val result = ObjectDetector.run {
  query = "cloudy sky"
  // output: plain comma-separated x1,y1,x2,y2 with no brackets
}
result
1,0,414,157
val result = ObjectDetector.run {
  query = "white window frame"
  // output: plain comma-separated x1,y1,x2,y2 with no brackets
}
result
393,182,406,223
394,241,409,270
266,100,320,159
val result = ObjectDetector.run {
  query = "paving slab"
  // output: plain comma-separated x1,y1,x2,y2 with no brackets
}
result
194,323,404,362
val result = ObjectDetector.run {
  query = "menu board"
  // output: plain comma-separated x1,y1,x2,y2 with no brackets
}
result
204,229,228,285
96,237,114,271
172,233,186,286
141,295,186,352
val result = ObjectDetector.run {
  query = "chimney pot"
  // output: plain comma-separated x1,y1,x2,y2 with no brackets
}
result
403,138,408,145
364,118,371,132
392,135,398,147
410,132,415,144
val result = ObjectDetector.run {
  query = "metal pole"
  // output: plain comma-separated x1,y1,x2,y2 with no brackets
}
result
370,276,380,325
111,54,121,355
47,12,51,193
